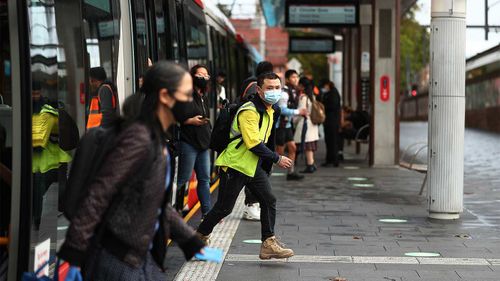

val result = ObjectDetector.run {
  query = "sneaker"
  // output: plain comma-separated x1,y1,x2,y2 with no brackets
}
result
196,232,211,246
286,172,304,181
243,203,260,221
259,236,294,259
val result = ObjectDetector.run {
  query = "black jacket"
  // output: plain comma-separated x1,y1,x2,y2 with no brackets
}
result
95,82,119,128
58,122,204,269
322,87,341,126
173,92,212,150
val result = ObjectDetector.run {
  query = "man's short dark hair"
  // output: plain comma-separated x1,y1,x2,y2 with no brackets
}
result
285,69,298,79
89,67,107,81
257,72,281,87
255,61,274,76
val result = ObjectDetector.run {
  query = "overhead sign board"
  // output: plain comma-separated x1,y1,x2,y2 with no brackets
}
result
285,0,359,27
289,37,336,53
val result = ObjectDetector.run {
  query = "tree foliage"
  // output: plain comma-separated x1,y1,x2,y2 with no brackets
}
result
287,30,330,82
400,4,430,91
288,53,329,82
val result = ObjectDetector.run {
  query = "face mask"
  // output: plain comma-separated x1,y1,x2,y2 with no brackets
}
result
194,76,208,90
321,88,327,93
263,89,282,105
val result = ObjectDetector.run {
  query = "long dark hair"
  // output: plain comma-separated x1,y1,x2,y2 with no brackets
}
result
299,77,314,100
139,61,187,131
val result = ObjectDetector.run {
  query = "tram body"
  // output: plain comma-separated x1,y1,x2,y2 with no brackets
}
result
0,0,261,279
400,45,500,133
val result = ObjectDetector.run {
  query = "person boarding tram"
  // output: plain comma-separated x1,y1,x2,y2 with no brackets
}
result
239,61,275,221
197,72,295,260
59,62,206,280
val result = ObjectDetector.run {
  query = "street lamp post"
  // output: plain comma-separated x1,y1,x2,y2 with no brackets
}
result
427,0,466,220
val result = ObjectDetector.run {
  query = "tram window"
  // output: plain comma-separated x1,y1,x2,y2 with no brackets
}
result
186,13,207,66
26,0,86,270
154,0,167,61
83,0,120,87
132,0,150,87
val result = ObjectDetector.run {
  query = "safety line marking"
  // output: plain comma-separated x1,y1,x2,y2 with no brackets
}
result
173,191,245,281
224,254,499,266
183,179,220,222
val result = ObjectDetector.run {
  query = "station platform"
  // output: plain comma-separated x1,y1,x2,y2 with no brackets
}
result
166,122,500,281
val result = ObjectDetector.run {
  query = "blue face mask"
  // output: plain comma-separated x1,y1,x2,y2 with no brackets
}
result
263,89,282,105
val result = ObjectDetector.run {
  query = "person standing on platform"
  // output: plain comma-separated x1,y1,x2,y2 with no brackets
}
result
319,80,342,167
276,69,307,180
197,72,295,260
173,65,213,218
294,78,320,173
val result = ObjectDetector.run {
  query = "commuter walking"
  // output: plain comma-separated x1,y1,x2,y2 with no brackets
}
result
197,72,295,259
276,69,307,180
173,65,213,218
239,61,274,221
87,67,119,129
294,78,319,173
59,62,206,280
319,80,341,167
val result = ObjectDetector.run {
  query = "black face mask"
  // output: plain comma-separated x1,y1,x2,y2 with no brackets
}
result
194,76,208,90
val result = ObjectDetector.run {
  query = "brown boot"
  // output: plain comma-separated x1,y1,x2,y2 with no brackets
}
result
259,236,294,259
196,232,211,246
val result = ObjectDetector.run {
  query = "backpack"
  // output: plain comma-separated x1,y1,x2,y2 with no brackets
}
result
209,100,263,153
62,122,123,220
309,96,326,125
63,120,156,220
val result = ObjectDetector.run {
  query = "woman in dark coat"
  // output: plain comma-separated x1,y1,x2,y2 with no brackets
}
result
58,61,205,280
319,80,341,167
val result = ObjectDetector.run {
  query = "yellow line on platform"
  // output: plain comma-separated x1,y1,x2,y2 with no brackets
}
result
168,179,220,246
183,179,220,222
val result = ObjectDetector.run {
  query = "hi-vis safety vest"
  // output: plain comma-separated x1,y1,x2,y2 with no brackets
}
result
215,101,274,177
86,84,116,129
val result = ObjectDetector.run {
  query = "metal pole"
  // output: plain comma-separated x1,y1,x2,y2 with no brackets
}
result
258,5,266,58
485,0,489,40
428,0,466,220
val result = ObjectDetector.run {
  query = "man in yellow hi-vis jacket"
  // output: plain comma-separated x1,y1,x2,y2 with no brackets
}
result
197,72,295,260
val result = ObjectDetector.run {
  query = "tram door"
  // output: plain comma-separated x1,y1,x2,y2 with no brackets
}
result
3,0,127,278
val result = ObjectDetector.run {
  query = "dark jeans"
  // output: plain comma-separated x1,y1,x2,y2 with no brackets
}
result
198,167,276,241
177,141,211,215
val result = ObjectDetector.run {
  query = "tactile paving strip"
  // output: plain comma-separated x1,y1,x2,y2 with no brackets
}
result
225,254,500,266
174,191,245,281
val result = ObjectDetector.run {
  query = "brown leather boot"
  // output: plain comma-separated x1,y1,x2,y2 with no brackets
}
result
259,236,294,259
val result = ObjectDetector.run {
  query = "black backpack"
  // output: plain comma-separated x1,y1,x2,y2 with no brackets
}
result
62,122,124,220
209,99,263,154
62,119,156,220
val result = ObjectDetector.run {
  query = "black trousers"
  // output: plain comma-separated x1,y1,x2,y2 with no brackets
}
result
198,167,276,241
324,121,340,165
